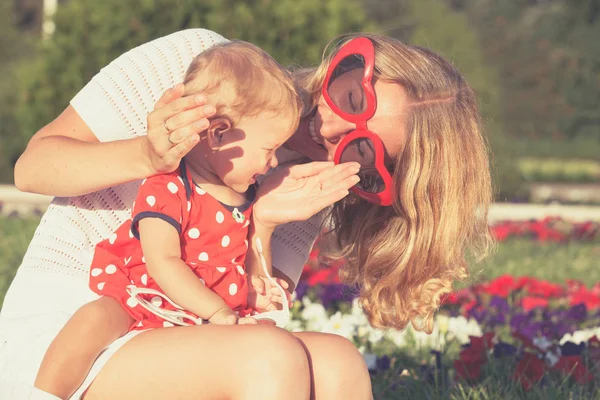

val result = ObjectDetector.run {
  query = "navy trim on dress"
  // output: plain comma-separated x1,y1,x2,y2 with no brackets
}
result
193,182,257,213
179,160,193,200
131,211,182,240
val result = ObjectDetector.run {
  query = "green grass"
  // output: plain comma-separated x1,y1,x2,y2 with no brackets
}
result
0,215,39,308
1,216,600,399
472,239,600,285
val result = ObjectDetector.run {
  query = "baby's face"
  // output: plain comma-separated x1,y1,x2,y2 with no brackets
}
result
211,112,297,193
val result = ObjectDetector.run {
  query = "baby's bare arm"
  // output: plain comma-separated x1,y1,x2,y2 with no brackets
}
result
139,218,231,321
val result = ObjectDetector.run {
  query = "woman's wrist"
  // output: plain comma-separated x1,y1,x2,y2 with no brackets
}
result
138,136,160,178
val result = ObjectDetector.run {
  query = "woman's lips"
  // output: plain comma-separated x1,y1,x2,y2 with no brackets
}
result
308,116,324,146
287,114,329,161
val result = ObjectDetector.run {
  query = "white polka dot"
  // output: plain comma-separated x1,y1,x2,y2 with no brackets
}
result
97,282,105,291
199,278,206,285
146,195,156,207
105,264,117,274
244,239,248,248
216,211,225,224
167,182,178,193
142,256,146,263
188,228,200,239
229,283,238,296
195,186,206,195
136,321,144,327
187,201,191,212
109,233,117,244
91,268,103,277
236,265,245,275
243,219,250,228
216,267,227,273
163,321,175,327
129,229,134,239
178,176,184,185
198,252,209,262
151,296,162,307
221,235,230,247
141,179,147,185
141,274,148,285
132,201,136,209
126,297,138,308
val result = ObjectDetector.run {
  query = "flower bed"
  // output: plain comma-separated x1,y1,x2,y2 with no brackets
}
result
290,219,600,396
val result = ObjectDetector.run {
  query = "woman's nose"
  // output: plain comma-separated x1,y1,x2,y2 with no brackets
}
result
319,111,355,142
268,153,279,170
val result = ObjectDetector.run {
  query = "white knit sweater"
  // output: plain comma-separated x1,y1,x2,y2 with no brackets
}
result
21,28,322,286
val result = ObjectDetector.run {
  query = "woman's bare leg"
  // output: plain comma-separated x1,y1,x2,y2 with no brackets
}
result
35,297,133,399
293,332,373,400
84,325,311,400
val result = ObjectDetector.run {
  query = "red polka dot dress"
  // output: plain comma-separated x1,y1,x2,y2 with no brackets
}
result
88,161,255,331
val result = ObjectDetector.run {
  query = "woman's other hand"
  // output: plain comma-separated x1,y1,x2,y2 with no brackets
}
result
143,83,216,175
254,162,360,228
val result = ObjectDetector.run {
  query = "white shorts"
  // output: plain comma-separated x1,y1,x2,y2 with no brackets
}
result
0,267,144,399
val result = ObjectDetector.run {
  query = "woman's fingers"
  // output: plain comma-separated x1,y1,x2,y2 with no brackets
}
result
153,84,185,110
163,107,212,141
315,162,360,184
288,161,335,179
319,171,361,196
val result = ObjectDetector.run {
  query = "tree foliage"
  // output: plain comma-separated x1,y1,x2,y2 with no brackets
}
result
461,0,600,144
0,0,34,183
16,0,372,144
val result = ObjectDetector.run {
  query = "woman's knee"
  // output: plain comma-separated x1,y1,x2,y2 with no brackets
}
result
312,334,372,398
235,326,311,399
246,326,310,375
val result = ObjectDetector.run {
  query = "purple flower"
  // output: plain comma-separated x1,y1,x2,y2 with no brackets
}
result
561,341,585,356
566,304,587,322
294,281,309,301
494,341,518,358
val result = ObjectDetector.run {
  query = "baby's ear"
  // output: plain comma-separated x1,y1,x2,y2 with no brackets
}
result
206,117,232,150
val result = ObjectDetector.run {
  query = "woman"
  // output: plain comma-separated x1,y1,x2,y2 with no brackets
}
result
1,28,492,399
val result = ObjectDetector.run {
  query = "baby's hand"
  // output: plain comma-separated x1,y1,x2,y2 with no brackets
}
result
237,316,258,325
208,307,238,325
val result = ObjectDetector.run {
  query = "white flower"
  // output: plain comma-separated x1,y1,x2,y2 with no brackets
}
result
447,316,482,344
320,311,357,340
560,327,600,345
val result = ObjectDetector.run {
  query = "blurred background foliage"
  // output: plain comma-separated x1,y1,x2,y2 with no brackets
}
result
2,0,600,202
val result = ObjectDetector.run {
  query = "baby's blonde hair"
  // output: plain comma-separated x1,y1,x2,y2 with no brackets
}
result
184,40,302,130
296,33,495,333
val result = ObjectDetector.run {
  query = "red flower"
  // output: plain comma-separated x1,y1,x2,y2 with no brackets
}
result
478,275,517,298
453,332,495,381
513,352,545,390
524,279,564,298
521,296,549,312
569,288,600,311
551,355,593,384
511,332,594,390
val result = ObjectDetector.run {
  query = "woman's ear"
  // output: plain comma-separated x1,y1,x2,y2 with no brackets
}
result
206,117,232,150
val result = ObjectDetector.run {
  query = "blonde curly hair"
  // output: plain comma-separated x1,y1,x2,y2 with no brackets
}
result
294,33,495,333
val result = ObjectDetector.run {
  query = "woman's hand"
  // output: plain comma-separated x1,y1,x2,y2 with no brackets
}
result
143,84,216,175
247,274,292,312
254,162,360,228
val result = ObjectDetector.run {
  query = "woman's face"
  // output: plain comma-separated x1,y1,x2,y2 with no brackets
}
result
288,74,409,164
